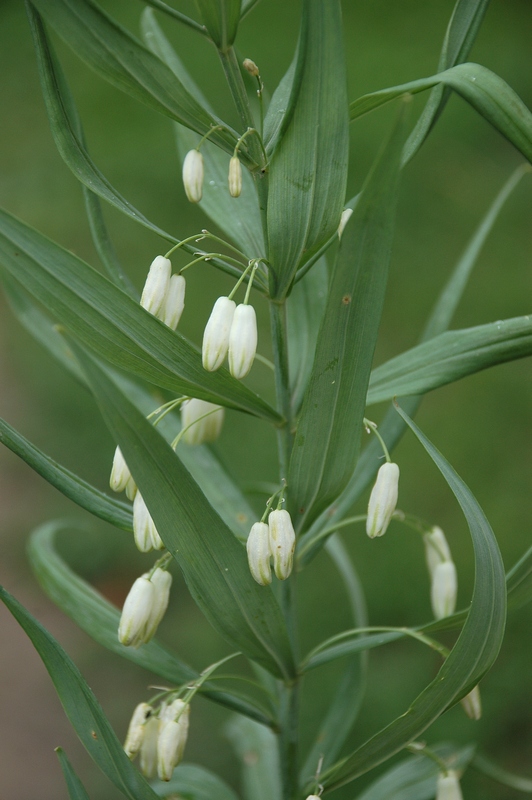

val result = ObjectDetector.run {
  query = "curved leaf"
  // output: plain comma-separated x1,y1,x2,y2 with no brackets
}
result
151,763,241,800
55,748,91,800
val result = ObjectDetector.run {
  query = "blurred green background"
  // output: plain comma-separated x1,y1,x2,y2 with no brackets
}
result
1,1,532,798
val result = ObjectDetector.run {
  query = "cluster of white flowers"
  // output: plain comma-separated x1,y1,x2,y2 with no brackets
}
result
202,296,258,379
424,526,458,620
140,255,186,331
124,697,190,781
246,509,296,585
118,566,172,648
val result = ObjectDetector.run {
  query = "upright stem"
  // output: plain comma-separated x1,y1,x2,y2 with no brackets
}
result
218,47,264,169
269,300,293,480
279,679,300,800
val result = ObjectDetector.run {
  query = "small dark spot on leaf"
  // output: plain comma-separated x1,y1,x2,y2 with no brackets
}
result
342,294,351,305
299,507,305,514
91,730,98,739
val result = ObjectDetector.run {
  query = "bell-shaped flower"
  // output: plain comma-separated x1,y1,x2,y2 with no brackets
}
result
228,304,257,379
161,274,186,330
246,522,272,585
124,702,152,758
139,715,159,778
366,462,399,538
143,568,172,643
141,256,171,316
157,700,190,781
431,560,457,619
133,492,161,552
228,156,242,197
110,446,137,499
460,684,482,720
436,770,463,800
268,509,296,581
182,149,204,203
202,296,236,371
338,207,353,238
118,575,156,647
181,398,224,445
424,526,452,577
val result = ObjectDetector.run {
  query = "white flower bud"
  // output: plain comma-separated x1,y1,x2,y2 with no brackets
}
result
366,462,399,538
228,304,257,379
143,568,172,642
202,296,236,371
228,156,242,197
182,149,204,203
243,58,259,77
133,492,156,553
161,274,186,330
157,702,190,781
431,560,457,619
139,715,159,778
268,509,296,581
246,522,272,585
125,476,138,501
141,256,171,316
181,398,224,445
460,684,482,720
124,702,152,758
338,207,353,238
436,770,463,800
159,697,187,730
110,446,132,493
424,526,452,577
118,576,156,647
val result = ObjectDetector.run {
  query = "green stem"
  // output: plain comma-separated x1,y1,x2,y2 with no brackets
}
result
218,48,263,168
278,680,299,800
269,301,293,479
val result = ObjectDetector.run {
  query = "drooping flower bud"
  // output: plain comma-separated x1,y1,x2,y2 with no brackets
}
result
460,684,482,720
118,575,156,647
228,304,257,379
133,492,160,553
268,509,296,581
431,560,457,619
143,568,172,643
228,156,242,198
157,701,190,781
246,522,272,585
124,702,152,758
424,526,452,577
182,149,204,203
139,715,159,778
366,462,399,538
202,296,236,371
243,58,259,77
141,256,171,316
161,274,186,330
110,446,130,493
338,207,353,238
181,398,224,445
436,770,463,800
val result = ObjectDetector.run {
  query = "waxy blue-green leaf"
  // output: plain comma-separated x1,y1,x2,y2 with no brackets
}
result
367,314,532,406
226,716,282,800
73,344,295,680
288,104,407,531
194,0,241,50
28,521,274,725
266,0,349,299
317,409,506,791
29,0,241,158
350,63,532,165
0,585,160,800
55,748,91,800
151,763,241,800
0,208,280,423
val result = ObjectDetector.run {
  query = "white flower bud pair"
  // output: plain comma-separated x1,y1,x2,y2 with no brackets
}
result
436,770,463,800
181,398,224,445
118,567,172,648
424,526,457,620
247,509,296,585
133,492,164,552
110,446,137,500
202,297,257,379
366,462,399,538
141,256,186,331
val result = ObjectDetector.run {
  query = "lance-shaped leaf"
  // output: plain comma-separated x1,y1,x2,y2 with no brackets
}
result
367,314,532,406
150,763,241,800
0,208,280,423
55,749,91,800
263,54,297,157
28,521,274,726
288,103,407,531
29,0,241,159
266,0,349,299
72,344,295,680
316,408,506,792
194,0,241,50
350,63,532,165
0,586,160,800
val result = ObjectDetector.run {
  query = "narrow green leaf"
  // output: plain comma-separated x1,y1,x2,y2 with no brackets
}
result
30,0,241,158
194,0,241,50
288,103,407,531
0,417,132,530
263,54,297,156
0,585,160,800
0,207,281,422
472,753,532,792
506,544,532,612
240,0,262,19
267,0,349,298
28,521,274,725
367,315,532,406
226,716,282,800
139,0,206,35
318,409,506,791
55,748,91,800
150,763,241,800
73,344,296,680
350,63,532,165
